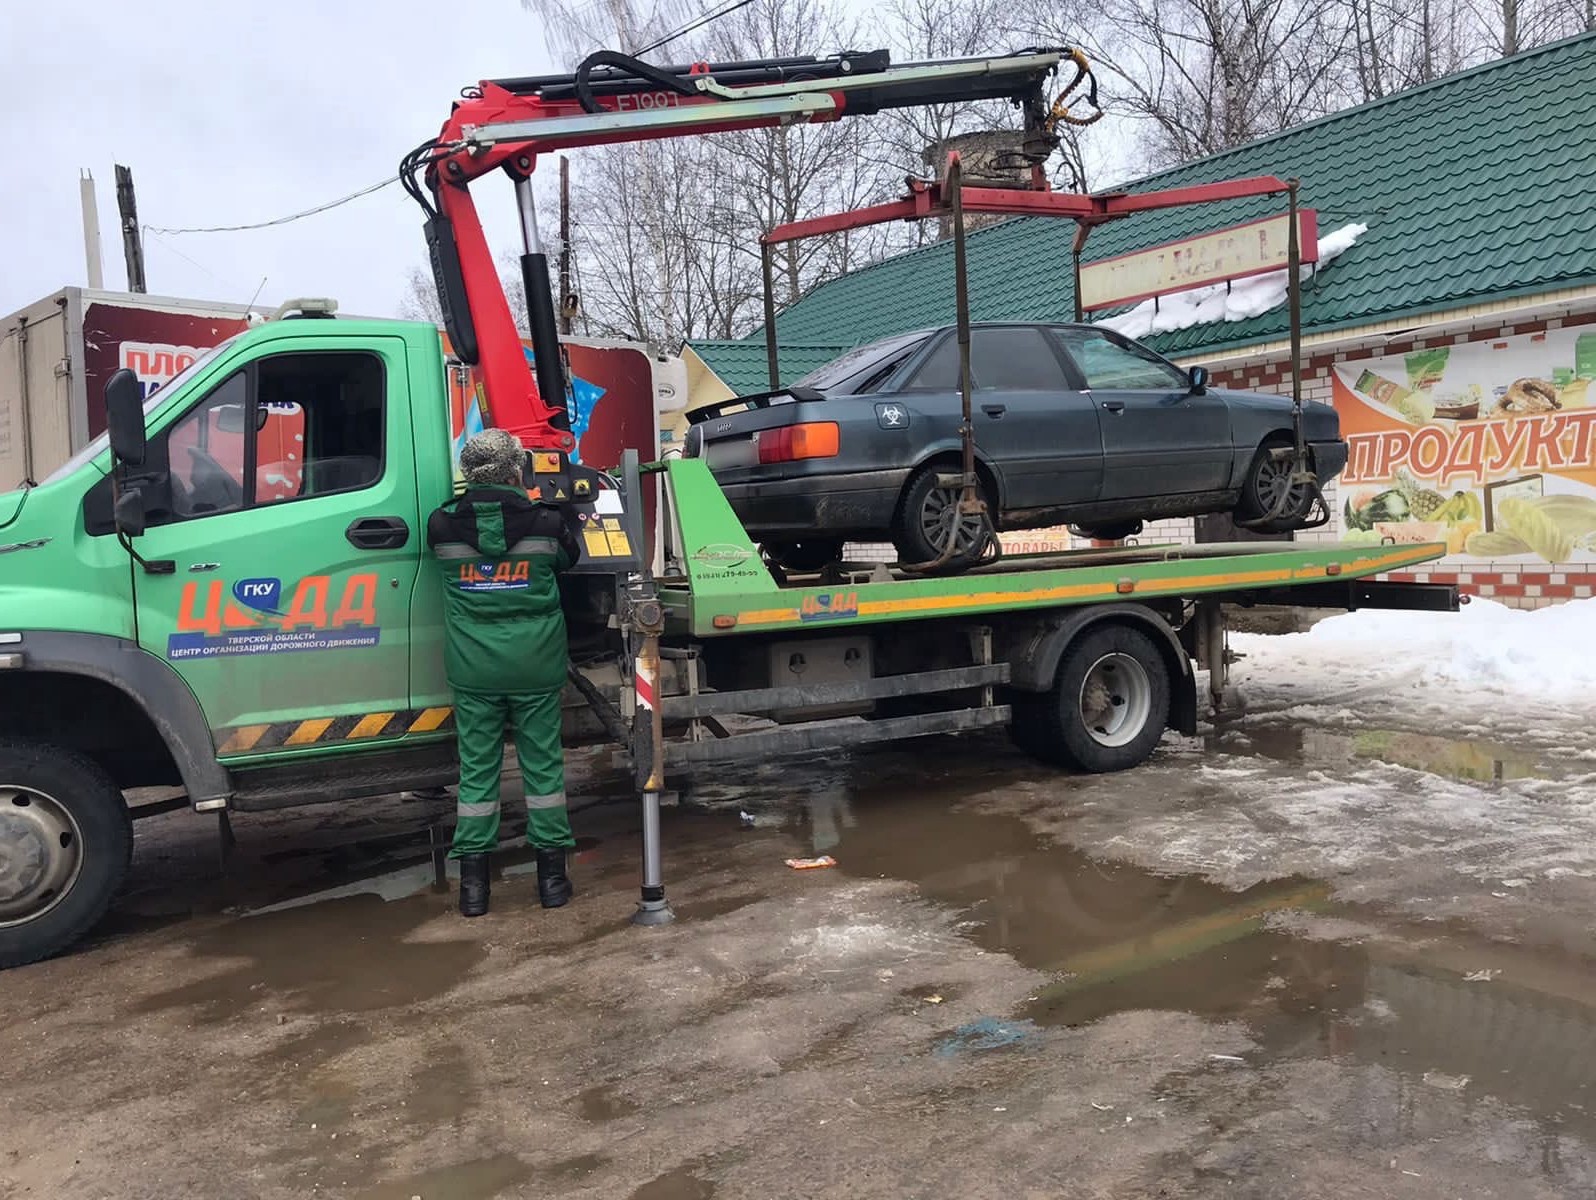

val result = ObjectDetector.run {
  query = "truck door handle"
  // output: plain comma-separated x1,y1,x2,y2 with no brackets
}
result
1102,399,1126,413
345,516,410,550
981,404,1007,417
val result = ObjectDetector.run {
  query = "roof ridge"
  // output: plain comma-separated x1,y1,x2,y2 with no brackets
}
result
1116,31,1596,192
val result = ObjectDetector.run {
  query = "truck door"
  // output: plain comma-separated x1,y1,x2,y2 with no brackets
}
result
1053,327,1232,499
130,337,425,760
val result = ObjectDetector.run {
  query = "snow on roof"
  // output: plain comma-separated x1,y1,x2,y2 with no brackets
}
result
1096,224,1368,341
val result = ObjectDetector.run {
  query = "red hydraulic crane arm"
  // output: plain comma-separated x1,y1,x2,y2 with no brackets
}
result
407,48,1092,459
760,173,1296,245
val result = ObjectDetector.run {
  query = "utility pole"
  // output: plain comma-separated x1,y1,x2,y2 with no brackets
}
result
558,156,574,335
114,164,147,294
79,169,104,289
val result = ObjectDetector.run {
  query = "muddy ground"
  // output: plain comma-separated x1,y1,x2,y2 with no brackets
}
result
3,646,1595,1199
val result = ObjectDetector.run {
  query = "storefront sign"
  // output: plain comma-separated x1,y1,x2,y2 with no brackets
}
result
1333,326,1596,563
1079,211,1318,312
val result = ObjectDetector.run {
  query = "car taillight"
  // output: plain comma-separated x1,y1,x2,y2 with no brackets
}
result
757,421,839,465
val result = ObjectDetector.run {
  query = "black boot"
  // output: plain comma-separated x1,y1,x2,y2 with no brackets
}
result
458,853,491,917
536,848,573,909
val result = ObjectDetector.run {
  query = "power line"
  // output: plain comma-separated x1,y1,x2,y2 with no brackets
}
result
145,176,397,235
633,0,757,56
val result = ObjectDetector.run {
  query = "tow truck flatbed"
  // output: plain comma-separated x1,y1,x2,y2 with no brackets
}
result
654,459,1446,638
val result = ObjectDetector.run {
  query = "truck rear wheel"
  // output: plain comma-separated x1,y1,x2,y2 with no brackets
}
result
0,740,133,970
1010,624,1170,773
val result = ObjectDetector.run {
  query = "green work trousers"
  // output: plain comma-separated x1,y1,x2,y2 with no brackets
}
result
451,688,575,857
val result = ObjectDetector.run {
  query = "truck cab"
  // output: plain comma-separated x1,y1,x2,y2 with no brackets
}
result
0,315,469,967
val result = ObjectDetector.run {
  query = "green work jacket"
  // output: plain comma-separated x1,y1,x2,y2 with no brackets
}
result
426,484,581,694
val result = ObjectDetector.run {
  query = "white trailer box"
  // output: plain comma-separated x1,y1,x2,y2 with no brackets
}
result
0,289,265,488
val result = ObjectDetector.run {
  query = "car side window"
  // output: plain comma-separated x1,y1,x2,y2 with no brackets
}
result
1057,329,1188,390
143,351,385,529
969,327,1067,390
902,336,963,390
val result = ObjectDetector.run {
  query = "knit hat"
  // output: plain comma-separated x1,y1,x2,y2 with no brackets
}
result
459,428,525,487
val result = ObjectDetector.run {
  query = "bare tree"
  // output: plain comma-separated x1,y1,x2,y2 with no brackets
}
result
1048,0,1355,170
1340,0,1481,99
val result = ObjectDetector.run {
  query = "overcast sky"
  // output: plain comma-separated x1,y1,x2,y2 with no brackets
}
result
0,1,564,319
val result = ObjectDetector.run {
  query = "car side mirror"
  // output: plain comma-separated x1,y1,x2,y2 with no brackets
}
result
105,369,148,465
1187,365,1210,395
114,485,147,538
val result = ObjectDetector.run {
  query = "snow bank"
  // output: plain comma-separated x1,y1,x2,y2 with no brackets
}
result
1097,222,1367,340
1255,597,1596,700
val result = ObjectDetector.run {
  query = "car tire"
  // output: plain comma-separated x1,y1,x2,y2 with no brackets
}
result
1069,521,1144,542
1237,438,1315,531
893,466,993,569
762,539,844,573
1009,624,1170,773
0,739,133,970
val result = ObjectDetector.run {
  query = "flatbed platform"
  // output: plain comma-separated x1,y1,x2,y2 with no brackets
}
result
655,460,1445,638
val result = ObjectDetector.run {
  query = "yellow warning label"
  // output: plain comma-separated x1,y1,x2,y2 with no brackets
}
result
583,529,611,557
601,518,621,531
606,531,633,556
533,452,561,473
553,487,568,500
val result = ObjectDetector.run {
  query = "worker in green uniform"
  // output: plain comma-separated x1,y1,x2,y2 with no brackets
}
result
426,429,583,917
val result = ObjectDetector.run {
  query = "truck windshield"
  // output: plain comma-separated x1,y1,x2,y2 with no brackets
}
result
40,334,243,486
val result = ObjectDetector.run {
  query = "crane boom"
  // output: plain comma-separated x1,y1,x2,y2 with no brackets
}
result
406,47,1089,481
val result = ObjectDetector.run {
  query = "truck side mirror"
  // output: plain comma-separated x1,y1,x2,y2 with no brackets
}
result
114,486,147,537
105,369,148,465
1188,365,1209,395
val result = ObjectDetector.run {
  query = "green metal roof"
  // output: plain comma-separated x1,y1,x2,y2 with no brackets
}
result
746,33,1596,362
688,339,851,395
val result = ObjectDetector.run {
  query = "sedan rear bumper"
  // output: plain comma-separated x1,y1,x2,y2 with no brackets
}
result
717,468,912,540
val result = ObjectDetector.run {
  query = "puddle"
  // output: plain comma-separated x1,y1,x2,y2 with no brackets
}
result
811,789,1596,1142
577,1082,641,1122
350,1153,532,1200
1216,723,1555,783
546,1152,609,1181
251,1019,370,1068
403,1041,474,1128
133,893,485,1021
630,1165,717,1200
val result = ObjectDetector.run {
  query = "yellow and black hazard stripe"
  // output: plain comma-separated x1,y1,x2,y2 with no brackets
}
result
216,706,455,755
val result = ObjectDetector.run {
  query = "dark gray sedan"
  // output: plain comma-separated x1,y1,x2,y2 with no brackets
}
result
685,322,1346,569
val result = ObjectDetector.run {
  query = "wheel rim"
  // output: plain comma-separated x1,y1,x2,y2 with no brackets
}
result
0,786,85,928
1078,653,1153,748
1256,454,1310,516
918,484,986,557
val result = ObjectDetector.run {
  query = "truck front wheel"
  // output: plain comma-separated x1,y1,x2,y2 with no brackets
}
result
1010,624,1171,773
0,740,133,970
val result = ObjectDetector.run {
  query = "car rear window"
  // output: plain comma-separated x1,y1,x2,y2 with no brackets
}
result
794,331,928,393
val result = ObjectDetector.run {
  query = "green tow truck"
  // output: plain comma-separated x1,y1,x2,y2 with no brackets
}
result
0,309,1450,965
0,46,1459,966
